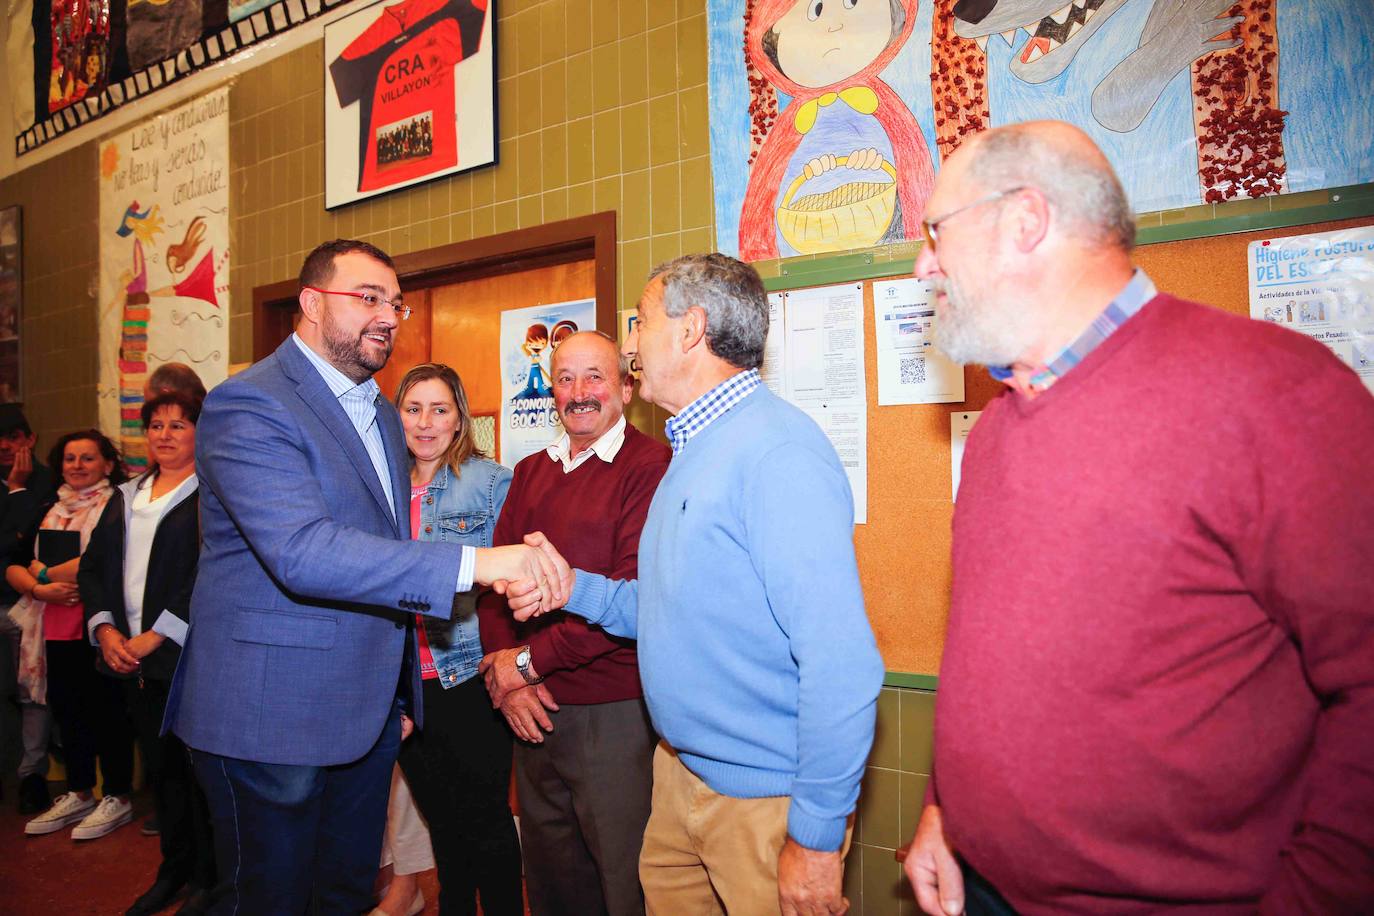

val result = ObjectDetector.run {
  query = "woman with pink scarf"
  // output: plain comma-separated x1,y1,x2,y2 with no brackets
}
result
6,429,134,840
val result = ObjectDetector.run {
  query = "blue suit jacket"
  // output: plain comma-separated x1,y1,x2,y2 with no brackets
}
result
166,338,464,766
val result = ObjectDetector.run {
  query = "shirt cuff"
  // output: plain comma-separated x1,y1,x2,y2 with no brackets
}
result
455,545,476,593
151,610,189,646
87,611,117,645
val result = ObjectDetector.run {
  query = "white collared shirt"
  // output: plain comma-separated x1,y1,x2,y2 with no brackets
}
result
123,472,198,637
545,415,627,473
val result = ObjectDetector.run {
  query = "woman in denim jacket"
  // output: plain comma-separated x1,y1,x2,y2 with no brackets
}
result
389,363,520,916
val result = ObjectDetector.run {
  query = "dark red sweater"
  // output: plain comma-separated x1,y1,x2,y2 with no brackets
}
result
935,295,1374,914
478,423,669,705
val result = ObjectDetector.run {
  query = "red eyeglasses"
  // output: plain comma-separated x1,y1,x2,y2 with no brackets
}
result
304,286,411,321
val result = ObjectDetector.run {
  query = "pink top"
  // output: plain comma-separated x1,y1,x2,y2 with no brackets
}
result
44,600,84,641
410,484,438,680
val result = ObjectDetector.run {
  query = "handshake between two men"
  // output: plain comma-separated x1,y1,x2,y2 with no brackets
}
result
478,532,574,620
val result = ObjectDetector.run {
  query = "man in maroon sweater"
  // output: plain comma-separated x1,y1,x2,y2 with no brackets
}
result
478,331,670,916
903,121,1374,915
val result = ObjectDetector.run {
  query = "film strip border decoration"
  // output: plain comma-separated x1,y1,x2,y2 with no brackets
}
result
17,0,354,156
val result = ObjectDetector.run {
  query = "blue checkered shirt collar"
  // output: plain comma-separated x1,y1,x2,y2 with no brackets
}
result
665,369,761,456
989,269,1157,393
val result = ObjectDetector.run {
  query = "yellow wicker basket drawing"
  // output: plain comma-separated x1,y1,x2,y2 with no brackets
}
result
777,158,898,254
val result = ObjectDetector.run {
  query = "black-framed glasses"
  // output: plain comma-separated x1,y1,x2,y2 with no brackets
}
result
921,186,1027,252
305,286,411,321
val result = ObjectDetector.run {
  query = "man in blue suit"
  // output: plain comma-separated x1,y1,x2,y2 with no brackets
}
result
166,239,563,915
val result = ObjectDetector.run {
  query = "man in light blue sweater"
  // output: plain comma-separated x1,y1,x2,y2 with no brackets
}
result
512,254,883,916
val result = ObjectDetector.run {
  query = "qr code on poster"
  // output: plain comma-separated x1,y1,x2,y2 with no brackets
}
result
899,356,926,385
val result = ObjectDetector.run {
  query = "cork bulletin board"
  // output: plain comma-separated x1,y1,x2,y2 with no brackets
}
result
771,214,1374,678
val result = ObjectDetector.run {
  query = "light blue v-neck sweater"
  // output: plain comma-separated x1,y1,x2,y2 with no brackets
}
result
566,385,882,851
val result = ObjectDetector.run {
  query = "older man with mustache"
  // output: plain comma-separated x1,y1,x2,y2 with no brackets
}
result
478,330,670,916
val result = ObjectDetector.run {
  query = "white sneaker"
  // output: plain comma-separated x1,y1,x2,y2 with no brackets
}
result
24,791,96,835
70,794,133,840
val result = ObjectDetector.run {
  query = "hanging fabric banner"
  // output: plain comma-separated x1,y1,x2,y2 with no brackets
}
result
97,87,230,469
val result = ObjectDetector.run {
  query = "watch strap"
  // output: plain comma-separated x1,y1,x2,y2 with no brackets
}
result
516,646,544,685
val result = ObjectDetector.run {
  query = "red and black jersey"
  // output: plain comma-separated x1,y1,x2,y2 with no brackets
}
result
330,0,488,193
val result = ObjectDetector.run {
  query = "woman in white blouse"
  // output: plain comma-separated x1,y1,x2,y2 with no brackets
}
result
79,390,216,916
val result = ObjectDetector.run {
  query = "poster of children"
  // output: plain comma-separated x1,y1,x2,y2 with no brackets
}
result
498,298,597,468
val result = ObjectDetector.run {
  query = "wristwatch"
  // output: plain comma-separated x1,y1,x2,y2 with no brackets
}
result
515,646,544,685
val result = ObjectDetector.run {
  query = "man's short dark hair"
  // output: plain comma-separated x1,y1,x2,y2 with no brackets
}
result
147,362,207,401
298,239,396,296
0,403,32,438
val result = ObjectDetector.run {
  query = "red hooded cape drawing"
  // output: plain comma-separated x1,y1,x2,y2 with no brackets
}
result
739,0,935,261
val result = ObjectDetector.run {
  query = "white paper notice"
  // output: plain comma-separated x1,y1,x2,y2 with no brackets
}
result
1248,226,1374,394
950,411,981,502
782,284,868,524
761,292,786,395
872,278,965,405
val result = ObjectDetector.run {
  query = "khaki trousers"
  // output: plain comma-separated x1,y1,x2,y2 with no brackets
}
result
640,742,852,916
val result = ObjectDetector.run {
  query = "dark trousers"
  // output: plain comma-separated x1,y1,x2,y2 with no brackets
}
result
125,678,216,889
192,711,400,916
515,697,656,916
398,676,522,916
45,638,133,794
963,859,1019,916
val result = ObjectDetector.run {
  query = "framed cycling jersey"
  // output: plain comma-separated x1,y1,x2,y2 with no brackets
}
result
324,0,495,208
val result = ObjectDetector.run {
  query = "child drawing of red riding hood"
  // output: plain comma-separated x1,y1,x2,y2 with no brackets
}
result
740,0,935,260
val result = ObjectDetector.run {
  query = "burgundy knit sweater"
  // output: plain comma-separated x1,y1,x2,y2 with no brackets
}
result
935,295,1374,914
478,423,669,705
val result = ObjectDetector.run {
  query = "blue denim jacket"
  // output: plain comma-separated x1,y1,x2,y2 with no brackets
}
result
416,457,512,688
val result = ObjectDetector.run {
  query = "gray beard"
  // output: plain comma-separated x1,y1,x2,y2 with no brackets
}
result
932,276,1037,367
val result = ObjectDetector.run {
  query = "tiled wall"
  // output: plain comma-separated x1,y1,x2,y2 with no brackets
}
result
845,686,934,916
0,145,102,447
0,0,717,444
228,0,714,434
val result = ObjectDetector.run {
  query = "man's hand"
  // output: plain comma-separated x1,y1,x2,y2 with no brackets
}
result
479,647,533,708
498,683,559,744
505,533,574,622
6,444,31,492
126,630,165,660
95,624,140,675
400,714,414,741
475,537,566,615
778,837,848,916
905,804,963,916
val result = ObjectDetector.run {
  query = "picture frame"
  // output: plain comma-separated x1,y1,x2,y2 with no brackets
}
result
323,0,498,209
0,206,22,403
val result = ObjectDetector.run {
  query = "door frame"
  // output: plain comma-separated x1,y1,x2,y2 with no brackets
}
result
252,211,618,361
